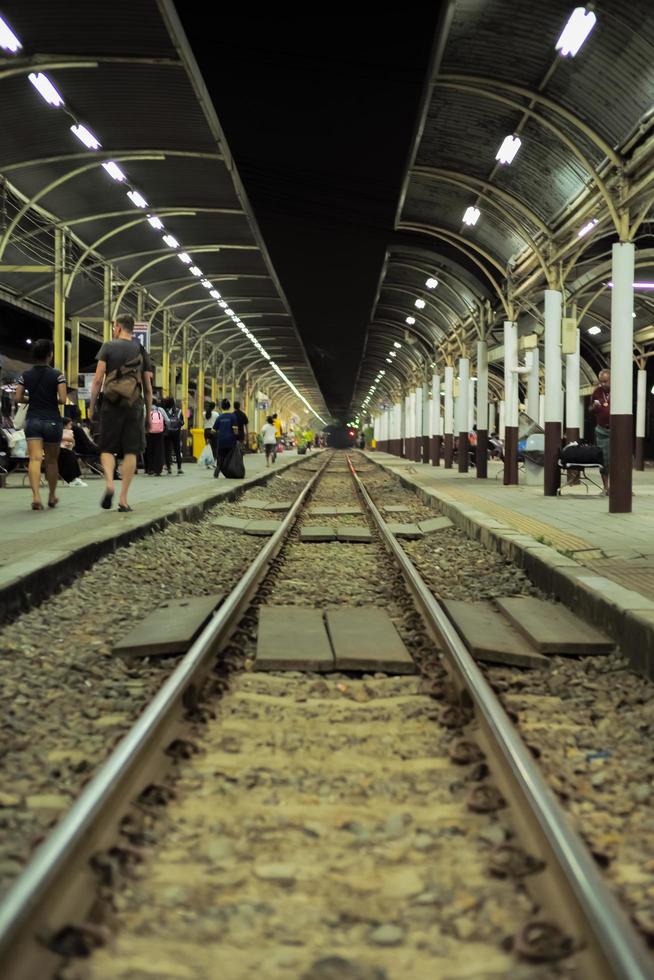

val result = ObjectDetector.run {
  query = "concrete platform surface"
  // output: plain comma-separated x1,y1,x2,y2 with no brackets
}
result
367,452,654,678
0,451,311,619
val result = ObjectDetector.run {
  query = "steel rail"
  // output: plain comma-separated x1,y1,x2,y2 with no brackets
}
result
346,454,652,980
0,452,333,980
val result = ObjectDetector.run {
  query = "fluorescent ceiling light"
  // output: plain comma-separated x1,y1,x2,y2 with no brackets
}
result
386,358,392,363
394,341,402,349
70,123,101,150
495,134,521,165
0,15,22,52
190,266,202,277
426,277,438,289
406,316,416,325
178,252,191,264
127,190,148,208
225,308,234,316
102,161,126,182
607,282,654,289
578,217,598,237
587,325,602,335
148,215,164,230
390,351,397,358
210,290,221,300
462,206,480,226
414,298,426,309
28,72,64,107
201,279,213,288
556,7,596,57
219,300,228,308
162,234,179,248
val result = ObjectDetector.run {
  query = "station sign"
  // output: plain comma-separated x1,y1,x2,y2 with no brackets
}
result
133,321,150,351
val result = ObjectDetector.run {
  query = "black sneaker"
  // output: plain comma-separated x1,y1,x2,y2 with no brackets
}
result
178,468,184,475
213,466,220,478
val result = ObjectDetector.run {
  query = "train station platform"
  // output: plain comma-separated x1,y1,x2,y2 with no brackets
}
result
367,451,654,679
0,450,311,621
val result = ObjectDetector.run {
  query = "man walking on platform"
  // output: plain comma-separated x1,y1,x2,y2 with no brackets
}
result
590,368,611,495
233,400,249,447
90,314,153,512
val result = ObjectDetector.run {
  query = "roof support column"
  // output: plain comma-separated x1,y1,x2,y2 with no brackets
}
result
180,326,189,427
544,289,563,496
527,347,539,423
53,228,67,375
565,329,581,443
195,339,205,429
421,381,429,465
636,368,646,471
457,356,469,473
430,371,442,466
476,340,488,478
609,241,635,512
402,393,409,458
443,365,454,469
161,312,170,398
102,266,112,343
503,322,519,485
70,317,80,413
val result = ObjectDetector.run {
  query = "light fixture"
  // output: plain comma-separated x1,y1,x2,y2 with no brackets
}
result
390,351,397,358
577,217,598,237
394,341,401,349
190,266,202,277
587,325,602,335
426,277,438,289
162,234,179,248
462,206,480,226
225,308,234,316
607,282,654,289
495,134,522,165
28,73,64,107
178,252,191,264
219,300,228,308
127,190,148,208
386,358,392,363
102,161,126,182
148,215,164,230
26,337,32,345
210,290,221,300
70,123,101,150
0,15,22,52
556,7,596,57
406,315,416,325
414,298,426,309
201,279,213,288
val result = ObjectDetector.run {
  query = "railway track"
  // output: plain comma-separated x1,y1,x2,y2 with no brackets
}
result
0,451,650,979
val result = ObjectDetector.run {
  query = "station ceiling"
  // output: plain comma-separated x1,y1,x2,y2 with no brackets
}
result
1,3,654,422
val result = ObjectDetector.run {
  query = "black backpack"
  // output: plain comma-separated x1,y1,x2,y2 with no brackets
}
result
166,408,183,432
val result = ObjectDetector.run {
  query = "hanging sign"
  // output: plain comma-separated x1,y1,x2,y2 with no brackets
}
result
133,321,150,351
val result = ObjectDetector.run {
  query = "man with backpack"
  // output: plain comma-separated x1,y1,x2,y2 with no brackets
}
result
90,313,153,512
212,398,239,478
162,396,184,474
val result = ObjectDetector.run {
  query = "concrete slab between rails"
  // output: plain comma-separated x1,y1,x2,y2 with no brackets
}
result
0,451,319,624
364,452,654,680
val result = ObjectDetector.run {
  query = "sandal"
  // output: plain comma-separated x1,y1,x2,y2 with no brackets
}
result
31,501,43,511
117,504,133,513
48,496,59,509
100,489,114,510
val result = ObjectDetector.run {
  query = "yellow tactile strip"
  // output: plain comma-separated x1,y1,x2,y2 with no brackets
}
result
438,486,594,554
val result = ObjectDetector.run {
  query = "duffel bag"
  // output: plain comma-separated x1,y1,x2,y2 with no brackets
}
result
220,442,245,479
560,443,603,466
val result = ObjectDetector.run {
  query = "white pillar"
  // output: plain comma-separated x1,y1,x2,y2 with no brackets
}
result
499,400,505,440
565,329,581,436
609,242,635,510
636,370,646,439
527,346,539,422
544,288,563,494
431,372,441,436
503,322,519,428
477,341,488,432
468,378,475,432
444,367,454,436
457,358,469,432
488,401,496,433
539,394,545,429
579,397,585,438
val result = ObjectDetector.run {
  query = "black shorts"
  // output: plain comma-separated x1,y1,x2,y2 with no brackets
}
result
99,400,146,456
25,416,63,444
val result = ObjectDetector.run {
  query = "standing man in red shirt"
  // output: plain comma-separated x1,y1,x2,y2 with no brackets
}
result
590,368,610,495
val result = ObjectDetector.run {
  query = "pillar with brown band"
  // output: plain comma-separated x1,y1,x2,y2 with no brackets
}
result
476,339,488,478
544,289,562,495
565,328,581,444
458,356,469,473
609,241,635,513
443,365,454,469
431,371,441,466
503,321,519,485
635,368,646,470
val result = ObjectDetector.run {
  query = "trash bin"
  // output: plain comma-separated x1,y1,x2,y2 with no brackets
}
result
190,427,205,461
